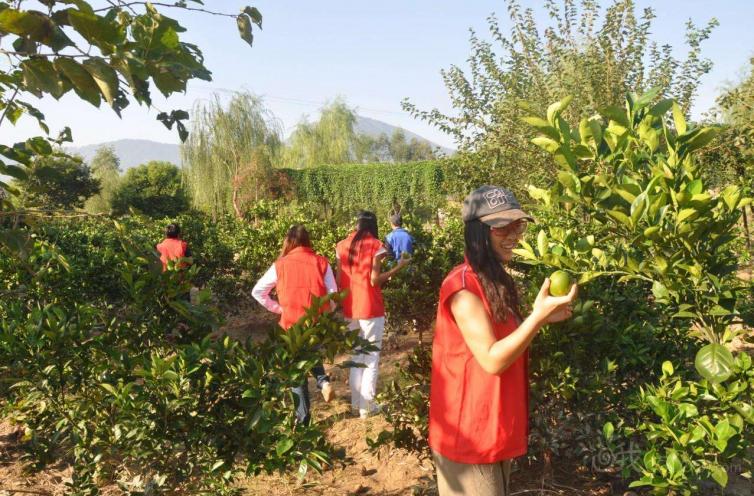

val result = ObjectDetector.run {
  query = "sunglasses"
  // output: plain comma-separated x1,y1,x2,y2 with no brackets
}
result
490,221,528,238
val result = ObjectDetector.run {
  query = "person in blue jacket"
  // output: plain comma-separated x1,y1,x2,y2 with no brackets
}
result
384,213,414,261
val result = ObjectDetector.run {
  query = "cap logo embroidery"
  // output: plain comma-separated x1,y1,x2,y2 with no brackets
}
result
484,189,508,209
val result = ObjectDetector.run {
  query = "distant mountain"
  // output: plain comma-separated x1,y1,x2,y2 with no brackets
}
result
68,139,181,171
354,116,455,156
68,116,454,170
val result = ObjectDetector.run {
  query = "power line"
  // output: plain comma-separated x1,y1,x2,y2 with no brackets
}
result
191,85,409,117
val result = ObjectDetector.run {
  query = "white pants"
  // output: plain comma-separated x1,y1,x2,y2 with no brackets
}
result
348,316,385,413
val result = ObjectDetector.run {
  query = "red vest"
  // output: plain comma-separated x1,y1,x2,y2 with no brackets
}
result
428,263,529,464
156,238,188,271
336,232,385,319
274,246,329,330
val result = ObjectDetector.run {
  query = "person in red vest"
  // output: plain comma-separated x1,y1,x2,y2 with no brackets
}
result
156,223,191,271
429,186,577,496
336,211,409,419
252,225,336,425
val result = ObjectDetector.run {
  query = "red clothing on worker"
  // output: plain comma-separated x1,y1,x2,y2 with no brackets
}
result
336,232,385,319
428,262,529,464
156,237,188,271
274,246,330,330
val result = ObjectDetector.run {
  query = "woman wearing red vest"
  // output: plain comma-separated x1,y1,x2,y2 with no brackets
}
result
156,223,191,271
336,211,409,419
429,186,577,496
252,225,336,425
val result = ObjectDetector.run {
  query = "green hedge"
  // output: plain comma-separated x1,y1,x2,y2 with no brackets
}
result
279,161,446,219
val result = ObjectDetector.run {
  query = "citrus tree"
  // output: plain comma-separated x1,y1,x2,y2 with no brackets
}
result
0,217,373,494
520,90,752,493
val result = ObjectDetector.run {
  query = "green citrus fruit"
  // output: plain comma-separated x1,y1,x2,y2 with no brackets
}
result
549,270,571,297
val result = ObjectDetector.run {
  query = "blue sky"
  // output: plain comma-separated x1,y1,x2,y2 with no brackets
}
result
4,0,754,150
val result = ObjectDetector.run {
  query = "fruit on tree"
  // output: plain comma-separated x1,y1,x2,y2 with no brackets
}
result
549,270,571,297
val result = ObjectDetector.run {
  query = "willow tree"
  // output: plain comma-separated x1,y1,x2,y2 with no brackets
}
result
182,93,282,218
282,99,366,168
85,146,121,214
403,0,718,196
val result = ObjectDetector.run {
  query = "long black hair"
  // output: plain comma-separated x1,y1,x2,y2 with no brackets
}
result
464,219,521,322
348,210,379,266
280,224,312,257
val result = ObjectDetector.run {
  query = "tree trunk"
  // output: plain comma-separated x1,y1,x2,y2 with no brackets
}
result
745,205,753,253
231,178,242,219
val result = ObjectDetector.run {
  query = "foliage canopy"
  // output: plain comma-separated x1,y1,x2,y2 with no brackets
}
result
404,0,718,196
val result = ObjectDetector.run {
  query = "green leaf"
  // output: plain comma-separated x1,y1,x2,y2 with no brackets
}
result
522,116,561,140
100,383,117,395
54,57,101,106
652,281,669,302
681,127,719,153
531,136,560,153
210,460,225,472
511,248,537,261
160,26,180,49
0,9,74,50
546,95,573,125
82,57,119,106
601,105,629,128
661,361,674,377
242,6,262,28
152,66,186,96
666,451,682,478
720,185,742,211
676,208,698,225
276,437,294,456
602,421,614,441
685,179,703,195
708,463,728,488
638,124,659,151
649,98,674,117
694,344,734,384
25,136,52,155
557,171,580,192
672,102,687,135
0,9,48,36
237,14,253,46
614,185,638,204
578,271,603,284
21,58,65,98
537,229,548,256
607,209,631,227
630,191,647,225
633,86,661,110
587,118,603,147
629,477,654,488
68,9,122,48
733,403,754,424
713,419,736,452
678,403,698,418
0,162,28,180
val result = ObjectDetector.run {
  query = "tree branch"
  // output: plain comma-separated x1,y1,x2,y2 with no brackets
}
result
0,87,20,128
94,1,240,18
0,49,90,58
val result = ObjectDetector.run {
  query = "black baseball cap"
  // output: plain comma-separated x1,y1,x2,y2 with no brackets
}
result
461,185,533,227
